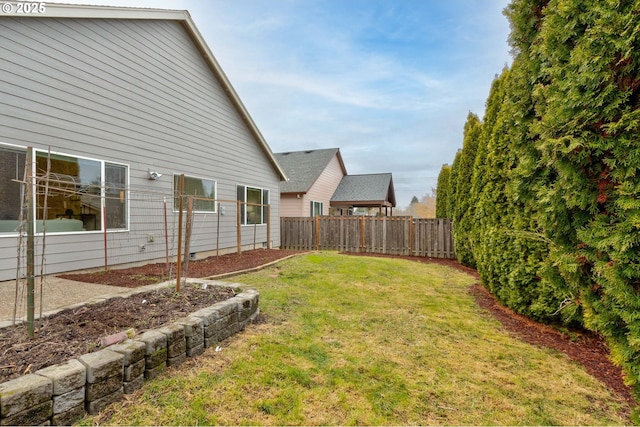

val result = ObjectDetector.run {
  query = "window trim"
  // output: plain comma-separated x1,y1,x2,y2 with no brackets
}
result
0,143,27,231
237,184,269,225
104,162,129,231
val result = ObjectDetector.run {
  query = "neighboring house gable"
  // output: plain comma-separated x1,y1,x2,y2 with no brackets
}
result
275,148,346,216
0,5,286,280
331,173,397,215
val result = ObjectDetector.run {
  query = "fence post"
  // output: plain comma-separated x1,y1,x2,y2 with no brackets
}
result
360,216,365,253
26,147,35,337
176,174,184,293
409,217,414,256
315,215,321,251
236,200,242,255
266,204,271,249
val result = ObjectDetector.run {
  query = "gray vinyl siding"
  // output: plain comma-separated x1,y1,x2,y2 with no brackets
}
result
0,17,281,281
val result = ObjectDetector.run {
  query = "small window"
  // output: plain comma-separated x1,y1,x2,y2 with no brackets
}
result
105,163,127,229
310,201,323,217
0,145,26,224
174,174,216,212
237,185,269,225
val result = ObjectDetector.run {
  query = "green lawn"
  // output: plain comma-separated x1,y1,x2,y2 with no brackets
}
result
82,252,631,425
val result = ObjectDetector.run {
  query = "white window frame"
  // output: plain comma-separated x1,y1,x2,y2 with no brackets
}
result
310,200,323,217
237,184,269,225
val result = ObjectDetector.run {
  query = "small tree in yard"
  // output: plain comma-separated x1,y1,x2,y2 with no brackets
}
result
446,150,462,220
435,165,451,218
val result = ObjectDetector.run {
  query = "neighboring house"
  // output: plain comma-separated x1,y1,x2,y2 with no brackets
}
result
275,148,396,217
0,4,287,281
274,148,347,217
331,173,396,216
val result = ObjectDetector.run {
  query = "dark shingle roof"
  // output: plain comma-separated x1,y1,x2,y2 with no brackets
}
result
274,148,345,193
331,173,396,207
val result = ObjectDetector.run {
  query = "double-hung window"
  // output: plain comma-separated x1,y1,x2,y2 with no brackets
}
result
237,185,269,225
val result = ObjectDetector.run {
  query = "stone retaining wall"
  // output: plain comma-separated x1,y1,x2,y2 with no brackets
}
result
0,284,259,426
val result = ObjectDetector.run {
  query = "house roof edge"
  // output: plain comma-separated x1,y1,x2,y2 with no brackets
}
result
18,3,189,20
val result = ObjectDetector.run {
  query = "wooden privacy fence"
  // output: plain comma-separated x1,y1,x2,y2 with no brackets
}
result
281,216,455,259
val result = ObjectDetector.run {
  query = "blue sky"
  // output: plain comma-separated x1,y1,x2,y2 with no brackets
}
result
50,0,513,208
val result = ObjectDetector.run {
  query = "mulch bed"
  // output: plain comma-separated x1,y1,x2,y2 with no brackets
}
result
1,249,299,384
1,248,635,413
57,249,302,288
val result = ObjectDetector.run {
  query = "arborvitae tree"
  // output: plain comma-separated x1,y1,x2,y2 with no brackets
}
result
482,56,577,323
504,0,549,57
446,150,462,220
532,0,640,394
467,72,509,273
435,165,451,218
472,69,511,293
452,113,483,267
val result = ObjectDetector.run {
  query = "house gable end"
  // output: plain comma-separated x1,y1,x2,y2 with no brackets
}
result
2,3,286,182
275,148,345,194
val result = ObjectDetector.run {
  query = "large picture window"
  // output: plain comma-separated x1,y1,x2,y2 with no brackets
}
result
34,151,128,232
237,185,269,225
0,145,128,234
173,174,216,212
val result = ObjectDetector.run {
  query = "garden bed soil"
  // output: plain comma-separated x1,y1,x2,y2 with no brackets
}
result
0,249,300,384
0,249,634,411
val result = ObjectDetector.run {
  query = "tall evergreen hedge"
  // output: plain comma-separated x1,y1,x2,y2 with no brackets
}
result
532,0,640,392
446,0,640,399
